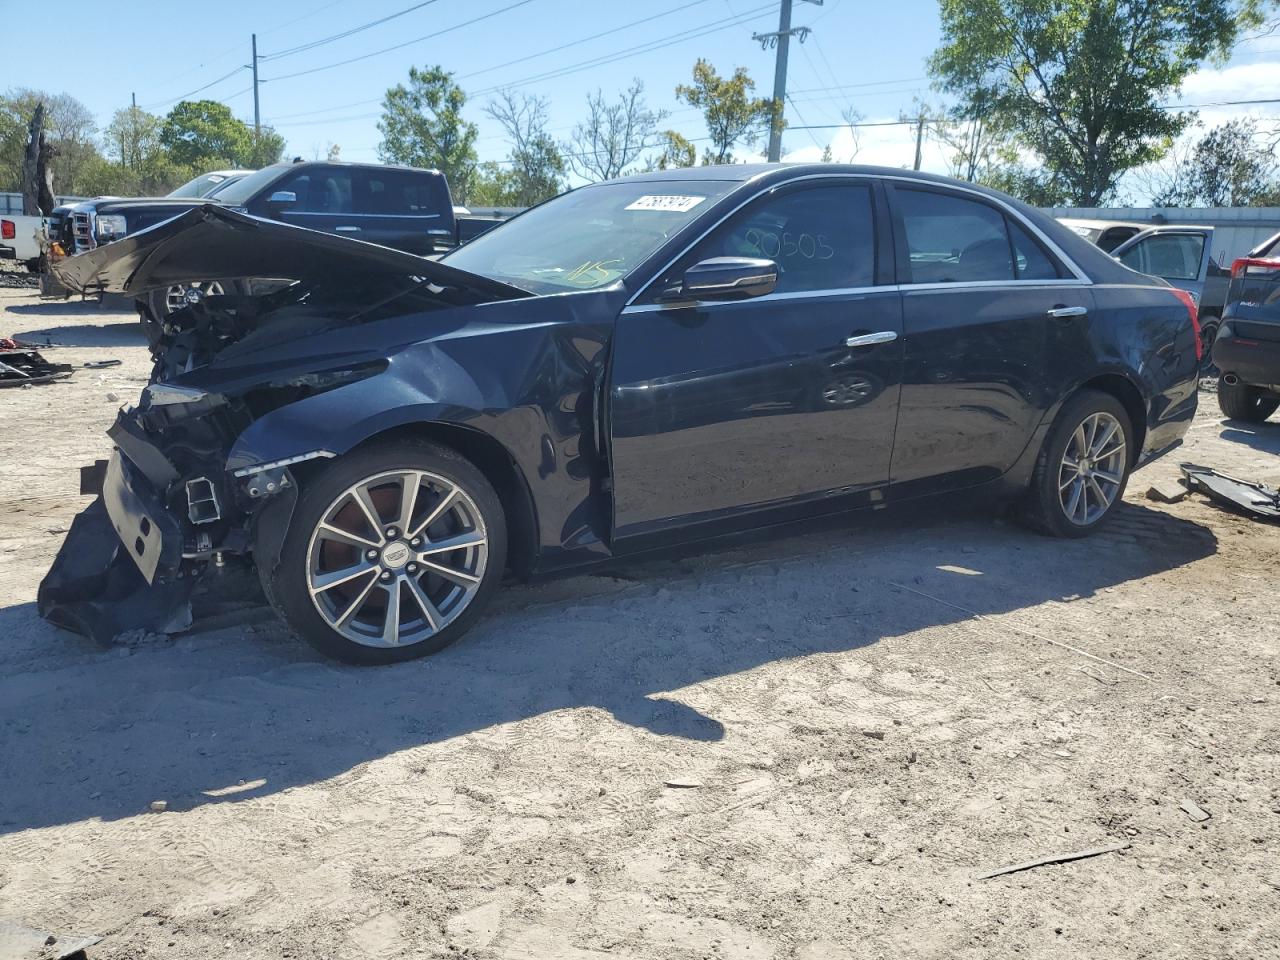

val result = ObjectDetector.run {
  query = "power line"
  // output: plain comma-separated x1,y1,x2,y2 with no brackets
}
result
261,0,444,62
457,0,718,80
262,0,538,83
467,4,776,97
141,64,249,109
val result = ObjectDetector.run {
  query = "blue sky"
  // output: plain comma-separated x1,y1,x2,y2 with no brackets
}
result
9,0,1280,192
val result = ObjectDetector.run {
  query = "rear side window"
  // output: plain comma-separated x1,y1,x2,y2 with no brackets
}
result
897,188,1066,283
682,183,876,295
1009,220,1064,280
360,170,448,217
897,188,1013,283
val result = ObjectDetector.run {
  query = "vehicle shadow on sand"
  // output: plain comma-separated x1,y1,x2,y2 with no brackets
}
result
3,318,143,349
0,499,1217,835
1218,422,1280,457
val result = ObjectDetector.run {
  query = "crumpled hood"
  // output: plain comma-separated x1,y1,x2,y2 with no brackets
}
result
51,204,529,302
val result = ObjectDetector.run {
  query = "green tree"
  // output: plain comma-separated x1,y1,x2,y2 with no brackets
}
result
244,127,287,167
565,80,663,182
468,161,519,206
646,130,697,170
1150,119,1280,206
104,105,161,172
929,0,1266,206
484,90,565,205
378,66,478,201
675,60,774,165
159,100,251,169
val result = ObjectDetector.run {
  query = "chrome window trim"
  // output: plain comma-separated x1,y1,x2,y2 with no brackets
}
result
621,279,1089,314
625,172,1092,307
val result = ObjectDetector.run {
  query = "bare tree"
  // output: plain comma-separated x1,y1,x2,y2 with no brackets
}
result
21,103,55,215
485,89,565,204
566,80,664,182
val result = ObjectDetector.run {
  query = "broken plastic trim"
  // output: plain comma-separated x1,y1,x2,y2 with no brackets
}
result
1180,462,1280,520
233,450,335,478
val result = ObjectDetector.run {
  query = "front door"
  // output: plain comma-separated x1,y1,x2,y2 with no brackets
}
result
609,180,903,541
886,184,1092,496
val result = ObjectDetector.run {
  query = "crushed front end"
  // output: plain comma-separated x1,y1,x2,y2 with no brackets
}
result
37,204,528,644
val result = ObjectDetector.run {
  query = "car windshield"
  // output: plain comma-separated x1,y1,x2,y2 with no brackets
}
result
169,172,245,198
442,180,738,293
210,164,292,206
203,174,248,198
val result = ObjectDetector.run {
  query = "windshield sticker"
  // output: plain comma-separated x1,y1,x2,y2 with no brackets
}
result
624,195,706,213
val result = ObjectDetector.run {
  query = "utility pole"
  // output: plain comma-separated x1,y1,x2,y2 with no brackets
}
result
755,0,822,163
913,114,925,171
131,92,136,109
251,33,261,134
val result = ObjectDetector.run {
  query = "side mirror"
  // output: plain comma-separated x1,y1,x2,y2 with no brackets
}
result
266,190,297,205
667,256,778,302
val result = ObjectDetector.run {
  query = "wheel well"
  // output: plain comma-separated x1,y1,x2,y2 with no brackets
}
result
341,421,539,579
1078,374,1147,463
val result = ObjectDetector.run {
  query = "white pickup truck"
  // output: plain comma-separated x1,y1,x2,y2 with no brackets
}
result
0,195,47,271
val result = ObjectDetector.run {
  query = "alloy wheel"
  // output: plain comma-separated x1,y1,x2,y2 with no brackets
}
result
1057,411,1126,526
305,470,489,649
164,280,227,314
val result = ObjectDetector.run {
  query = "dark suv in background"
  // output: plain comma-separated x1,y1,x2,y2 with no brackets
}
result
49,161,495,312
1214,230,1280,422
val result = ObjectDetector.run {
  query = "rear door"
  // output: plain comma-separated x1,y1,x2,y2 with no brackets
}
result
886,183,1092,497
355,168,455,255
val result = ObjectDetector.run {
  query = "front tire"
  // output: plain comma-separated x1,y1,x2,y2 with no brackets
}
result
263,439,507,665
1217,379,1279,423
1020,390,1133,538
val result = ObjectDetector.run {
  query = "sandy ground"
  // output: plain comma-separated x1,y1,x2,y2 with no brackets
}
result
1,287,1278,960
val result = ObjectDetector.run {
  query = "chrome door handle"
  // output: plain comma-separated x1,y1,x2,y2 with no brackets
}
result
1047,305,1087,319
845,331,899,348
335,225,362,233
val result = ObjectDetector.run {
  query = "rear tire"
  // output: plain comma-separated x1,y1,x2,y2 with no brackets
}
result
262,438,507,665
1020,390,1133,538
1217,379,1279,423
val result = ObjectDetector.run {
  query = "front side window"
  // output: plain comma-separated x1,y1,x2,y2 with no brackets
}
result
668,184,876,296
442,179,738,293
1119,233,1205,281
275,169,354,215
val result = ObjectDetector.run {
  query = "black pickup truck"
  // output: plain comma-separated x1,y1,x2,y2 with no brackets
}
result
51,161,502,312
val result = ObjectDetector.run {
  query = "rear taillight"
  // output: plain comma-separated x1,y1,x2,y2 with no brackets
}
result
1,219,13,240
1169,288,1202,361
1231,256,1280,278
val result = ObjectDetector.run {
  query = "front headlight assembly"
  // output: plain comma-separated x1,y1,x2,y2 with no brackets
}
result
95,214,127,241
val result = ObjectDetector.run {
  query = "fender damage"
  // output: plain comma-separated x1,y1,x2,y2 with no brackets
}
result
38,205,552,644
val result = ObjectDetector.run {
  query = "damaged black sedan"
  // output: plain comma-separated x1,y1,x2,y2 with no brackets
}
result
40,165,1201,664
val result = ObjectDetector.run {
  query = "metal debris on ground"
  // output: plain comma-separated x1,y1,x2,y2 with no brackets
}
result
1180,463,1280,521
1179,798,1211,822
0,271,39,289
0,920,102,959
0,343,73,387
974,842,1130,880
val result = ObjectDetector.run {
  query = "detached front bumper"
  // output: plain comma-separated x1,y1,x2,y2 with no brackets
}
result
38,439,194,644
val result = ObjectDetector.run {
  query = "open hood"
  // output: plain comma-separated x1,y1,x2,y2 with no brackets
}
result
51,204,529,302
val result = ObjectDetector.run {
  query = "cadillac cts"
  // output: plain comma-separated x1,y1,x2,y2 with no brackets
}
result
39,165,1201,664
